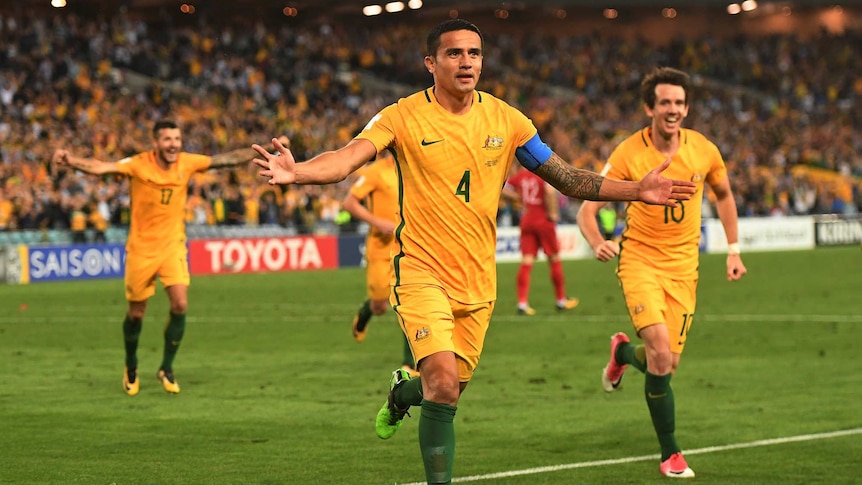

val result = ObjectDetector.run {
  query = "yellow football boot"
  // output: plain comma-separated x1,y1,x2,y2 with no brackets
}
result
157,369,181,394
123,367,139,396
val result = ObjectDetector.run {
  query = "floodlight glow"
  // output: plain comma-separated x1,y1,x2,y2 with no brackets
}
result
51,0,66,7
363,5,383,15
741,0,757,11
385,2,404,13
407,0,422,9
727,3,742,14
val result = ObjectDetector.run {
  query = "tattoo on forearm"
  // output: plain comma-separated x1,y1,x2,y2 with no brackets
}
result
534,154,603,200
210,148,257,168
70,159,96,172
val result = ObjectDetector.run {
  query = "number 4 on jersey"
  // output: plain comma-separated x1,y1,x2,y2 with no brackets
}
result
455,170,471,202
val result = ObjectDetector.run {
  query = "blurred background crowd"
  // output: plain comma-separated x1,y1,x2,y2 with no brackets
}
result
0,2,860,242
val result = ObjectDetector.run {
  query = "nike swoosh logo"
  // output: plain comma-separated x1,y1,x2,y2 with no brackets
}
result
421,138,443,146
647,392,667,399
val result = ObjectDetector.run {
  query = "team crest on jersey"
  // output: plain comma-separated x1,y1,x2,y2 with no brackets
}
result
634,304,645,315
414,327,431,342
691,174,704,183
482,134,504,150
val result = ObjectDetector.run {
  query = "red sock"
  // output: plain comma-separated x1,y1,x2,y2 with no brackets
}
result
517,263,532,305
550,259,566,301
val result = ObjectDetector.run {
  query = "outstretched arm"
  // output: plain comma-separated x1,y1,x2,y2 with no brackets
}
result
253,138,377,186
52,149,121,175
210,136,291,169
532,154,695,207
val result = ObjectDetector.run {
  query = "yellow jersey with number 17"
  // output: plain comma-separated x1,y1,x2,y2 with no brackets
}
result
115,151,211,255
356,88,538,303
604,127,727,279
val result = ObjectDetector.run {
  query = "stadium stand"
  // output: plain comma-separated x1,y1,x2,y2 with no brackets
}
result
0,2,859,239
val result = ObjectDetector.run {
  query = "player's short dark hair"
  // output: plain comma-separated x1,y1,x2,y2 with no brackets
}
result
152,120,180,138
426,19,483,57
640,67,692,108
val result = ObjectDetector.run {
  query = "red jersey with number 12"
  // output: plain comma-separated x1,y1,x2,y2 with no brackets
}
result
507,168,551,225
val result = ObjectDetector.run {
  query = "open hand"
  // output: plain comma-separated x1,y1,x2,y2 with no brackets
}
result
252,138,296,185
637,158,697,207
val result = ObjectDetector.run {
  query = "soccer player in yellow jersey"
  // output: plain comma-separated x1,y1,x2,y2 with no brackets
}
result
577,67,748,478
253,20,695,484
343,151,418,376
52,120,283,396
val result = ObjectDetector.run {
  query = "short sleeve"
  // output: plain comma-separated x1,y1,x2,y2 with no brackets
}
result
354,105,397,154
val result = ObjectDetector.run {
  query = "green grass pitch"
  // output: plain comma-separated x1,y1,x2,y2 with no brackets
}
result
1,247,860,484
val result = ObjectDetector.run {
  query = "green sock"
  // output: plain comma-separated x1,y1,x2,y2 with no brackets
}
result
394,375,424,408
401,334,415,368
616,342,647,373
160,312,186,370
354,300,372,332
645,372,679,461
123,315,142,369
419,400,457,485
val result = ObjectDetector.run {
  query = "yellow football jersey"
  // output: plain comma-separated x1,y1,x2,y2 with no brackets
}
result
356,88,537,303
349,155,399,257
605,127,727,278
115,151,211,255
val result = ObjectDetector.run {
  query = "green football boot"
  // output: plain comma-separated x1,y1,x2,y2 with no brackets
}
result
375,368,413,439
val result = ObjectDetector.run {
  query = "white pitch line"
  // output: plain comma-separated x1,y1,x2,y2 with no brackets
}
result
397,428,862,485
4,305,862,323
3,313,862,324
699,314,862,323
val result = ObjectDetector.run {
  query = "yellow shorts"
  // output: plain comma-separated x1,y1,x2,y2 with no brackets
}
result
391,284,494,382
366,255,392,301
618,267,697,354
124,247,190,302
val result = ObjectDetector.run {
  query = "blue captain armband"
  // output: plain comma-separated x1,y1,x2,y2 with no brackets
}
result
515,133,553,171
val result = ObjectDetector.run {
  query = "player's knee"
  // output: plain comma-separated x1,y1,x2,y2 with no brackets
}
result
643,340,673,373
424,379,461,406
126,312,144,324
170,300,187,315
647,349,673,375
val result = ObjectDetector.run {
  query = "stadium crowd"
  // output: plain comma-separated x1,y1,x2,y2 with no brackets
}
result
0,8,860,238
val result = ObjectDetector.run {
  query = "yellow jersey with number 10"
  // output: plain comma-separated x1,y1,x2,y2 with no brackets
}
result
605,127,727,279
356,88,538,303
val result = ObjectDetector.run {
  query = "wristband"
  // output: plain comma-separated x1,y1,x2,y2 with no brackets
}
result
727,242,740,255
